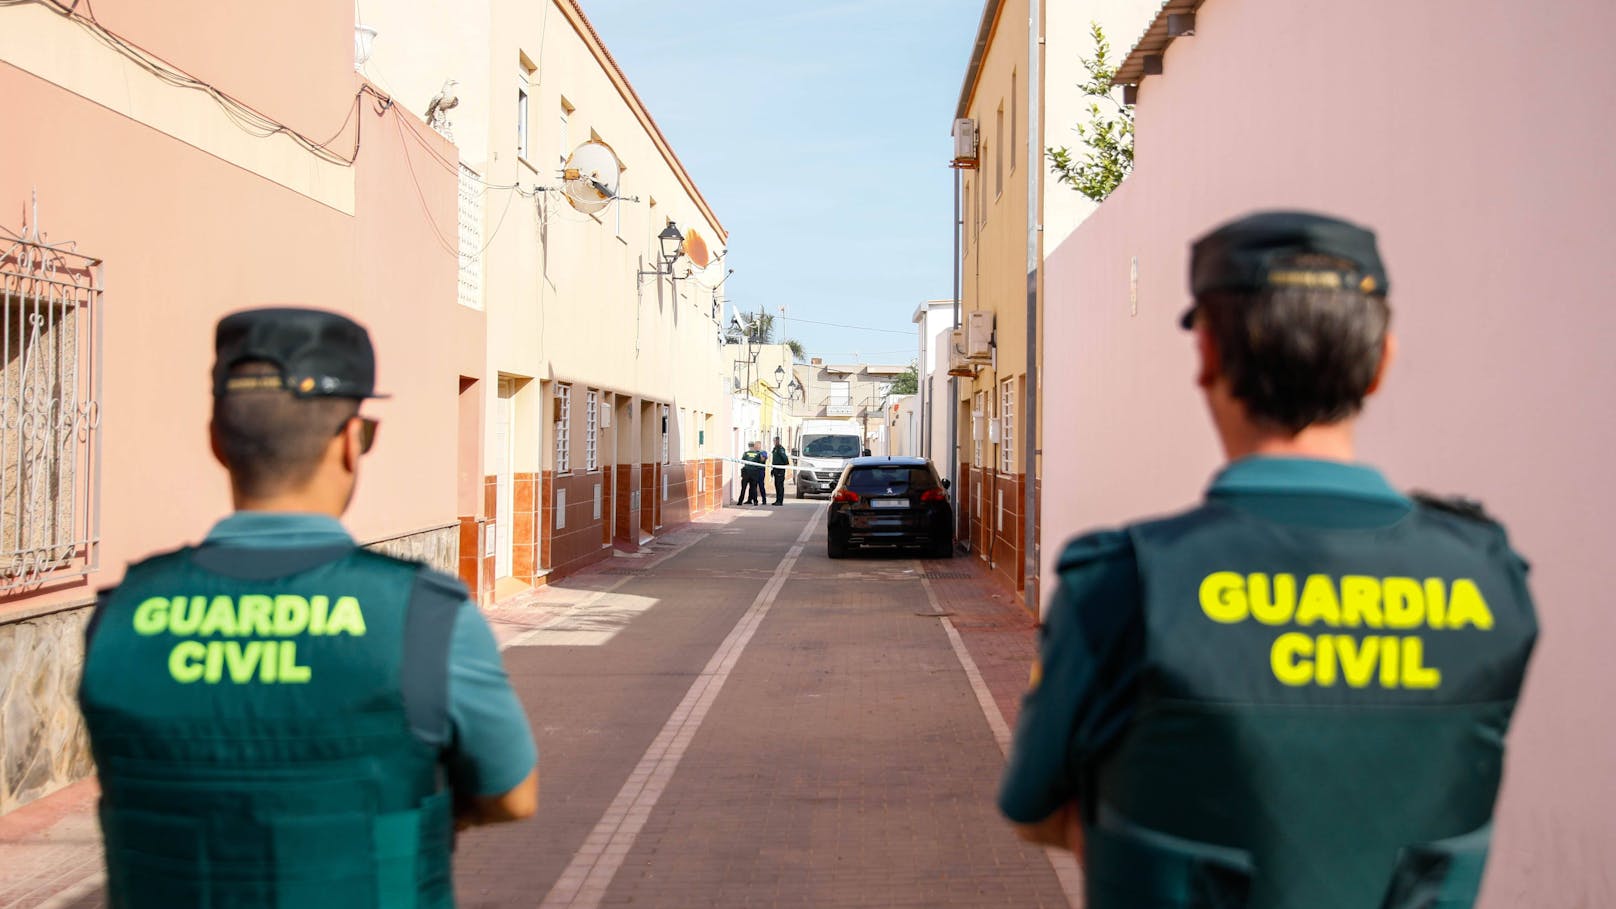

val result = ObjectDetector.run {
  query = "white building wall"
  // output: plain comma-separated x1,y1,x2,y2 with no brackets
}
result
1042,0,1162,250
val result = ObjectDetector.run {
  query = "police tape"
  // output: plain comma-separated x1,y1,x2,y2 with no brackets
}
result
717,455,819,475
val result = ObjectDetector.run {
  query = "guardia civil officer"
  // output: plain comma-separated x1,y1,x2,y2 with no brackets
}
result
740,441,765,505
998,212,1537,909
770,436,789,505
79,308,538,908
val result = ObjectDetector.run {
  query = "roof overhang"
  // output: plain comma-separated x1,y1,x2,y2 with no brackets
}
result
558,0,727,242
954,0,1006,120
1115,0,1206,92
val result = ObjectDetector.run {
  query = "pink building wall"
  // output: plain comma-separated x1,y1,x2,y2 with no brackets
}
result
0,0,472,606
1041,1,1615,903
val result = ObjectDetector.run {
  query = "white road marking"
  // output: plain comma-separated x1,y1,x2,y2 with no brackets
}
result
921,574,1085,909
34,871,103,909
506,592,659,647
537,508,822,909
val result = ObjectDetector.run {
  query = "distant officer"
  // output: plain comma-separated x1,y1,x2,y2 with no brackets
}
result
770,437,789,505
999,212,1537,909
739,441,765,505
79,308,538,908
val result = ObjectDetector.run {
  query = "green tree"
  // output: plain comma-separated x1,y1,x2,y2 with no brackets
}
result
1047,22,1134,203
725,311,805,362
889,362,919,395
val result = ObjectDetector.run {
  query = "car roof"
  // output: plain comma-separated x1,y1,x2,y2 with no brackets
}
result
846,456,932,467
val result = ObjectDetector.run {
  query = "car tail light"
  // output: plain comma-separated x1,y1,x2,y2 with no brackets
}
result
920,488,948,502
832,488,860,503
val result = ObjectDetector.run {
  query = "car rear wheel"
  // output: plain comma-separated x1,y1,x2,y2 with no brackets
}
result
926,536,953,559
827,532,849,559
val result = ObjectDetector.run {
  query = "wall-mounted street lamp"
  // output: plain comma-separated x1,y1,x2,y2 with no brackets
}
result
637,221,687,283
774,365,786,387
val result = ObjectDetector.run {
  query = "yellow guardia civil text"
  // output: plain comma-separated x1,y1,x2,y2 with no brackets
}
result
131,594,367,684
1197,572,1495,689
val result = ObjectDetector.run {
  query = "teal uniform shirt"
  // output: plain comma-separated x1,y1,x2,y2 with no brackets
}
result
1000,456,1415,824
999,456,1536,909
198,512,537,796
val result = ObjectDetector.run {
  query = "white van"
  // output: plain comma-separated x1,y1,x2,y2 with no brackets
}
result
793,419,864,498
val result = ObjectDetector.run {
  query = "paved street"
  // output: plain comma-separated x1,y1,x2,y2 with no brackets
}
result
0,502,1077,909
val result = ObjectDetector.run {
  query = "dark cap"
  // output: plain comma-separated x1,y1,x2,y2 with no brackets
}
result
213,307,386,399
1180,211,1389,329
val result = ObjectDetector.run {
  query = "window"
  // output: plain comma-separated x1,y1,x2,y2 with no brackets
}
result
964,183,973,246
995,104,1004,197
516,80,530,161
1010,71,1018,174
558,98,573,170
516,55,535,163
585,388,599,471
554,383,571,473
978,144,987,225
660,403,670,464
0,228,102,591
457,164,483,310
829,381,850,406
973,390,986,467
1000,378,1015,472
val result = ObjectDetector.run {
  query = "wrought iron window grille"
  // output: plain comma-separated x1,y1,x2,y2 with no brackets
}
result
0,203,103,593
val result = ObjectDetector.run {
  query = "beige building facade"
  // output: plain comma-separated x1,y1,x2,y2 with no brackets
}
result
363,0,731,599
953,0,1036,603
951,0,1160,608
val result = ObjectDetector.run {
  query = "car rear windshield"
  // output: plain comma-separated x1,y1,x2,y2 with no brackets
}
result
846,467,936,493
802,435,861,458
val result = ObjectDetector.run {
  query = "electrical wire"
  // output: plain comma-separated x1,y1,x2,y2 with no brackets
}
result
13,0,380,167
775,314,917,335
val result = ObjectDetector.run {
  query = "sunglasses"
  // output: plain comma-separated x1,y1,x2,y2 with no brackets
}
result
337,416,380,454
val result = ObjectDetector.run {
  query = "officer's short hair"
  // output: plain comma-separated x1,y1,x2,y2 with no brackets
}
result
212,362,360,497
1197,253,1390,433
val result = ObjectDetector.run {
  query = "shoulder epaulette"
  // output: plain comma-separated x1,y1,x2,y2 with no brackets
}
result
1410,490,1497,524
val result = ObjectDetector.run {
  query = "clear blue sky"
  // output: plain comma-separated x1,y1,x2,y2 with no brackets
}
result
583,0,984,363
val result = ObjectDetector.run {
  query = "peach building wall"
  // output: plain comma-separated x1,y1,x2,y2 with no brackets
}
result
1040,1,1616,902
0,0,467,601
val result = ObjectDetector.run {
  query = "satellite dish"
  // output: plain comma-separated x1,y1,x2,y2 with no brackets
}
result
561,141,620,215
682,228,711,269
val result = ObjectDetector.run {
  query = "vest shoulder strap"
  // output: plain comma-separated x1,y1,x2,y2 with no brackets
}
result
401,566,470,747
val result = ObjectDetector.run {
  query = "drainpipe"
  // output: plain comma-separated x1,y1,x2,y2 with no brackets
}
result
1024,0,1042,615
948,166,961,536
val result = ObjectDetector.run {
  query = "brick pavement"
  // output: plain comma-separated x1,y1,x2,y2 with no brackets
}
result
0,503,1066,908
590,539,1066,908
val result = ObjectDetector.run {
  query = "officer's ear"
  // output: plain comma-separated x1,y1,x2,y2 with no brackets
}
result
338,416,364,474
208,421,231,471
1365,331,1397,398
1194,321,1220,390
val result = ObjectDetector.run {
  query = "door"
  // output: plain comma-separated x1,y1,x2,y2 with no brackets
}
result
494,378,516,579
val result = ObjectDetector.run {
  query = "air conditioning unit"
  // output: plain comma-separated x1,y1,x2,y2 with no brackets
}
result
952,118,979,168
966,311,994,361
947,328,975,377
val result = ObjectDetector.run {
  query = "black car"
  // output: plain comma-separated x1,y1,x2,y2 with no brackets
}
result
825,457,954,559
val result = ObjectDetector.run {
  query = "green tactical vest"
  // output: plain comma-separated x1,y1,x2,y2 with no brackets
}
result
1085,501,1536,909
80,543,465,909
